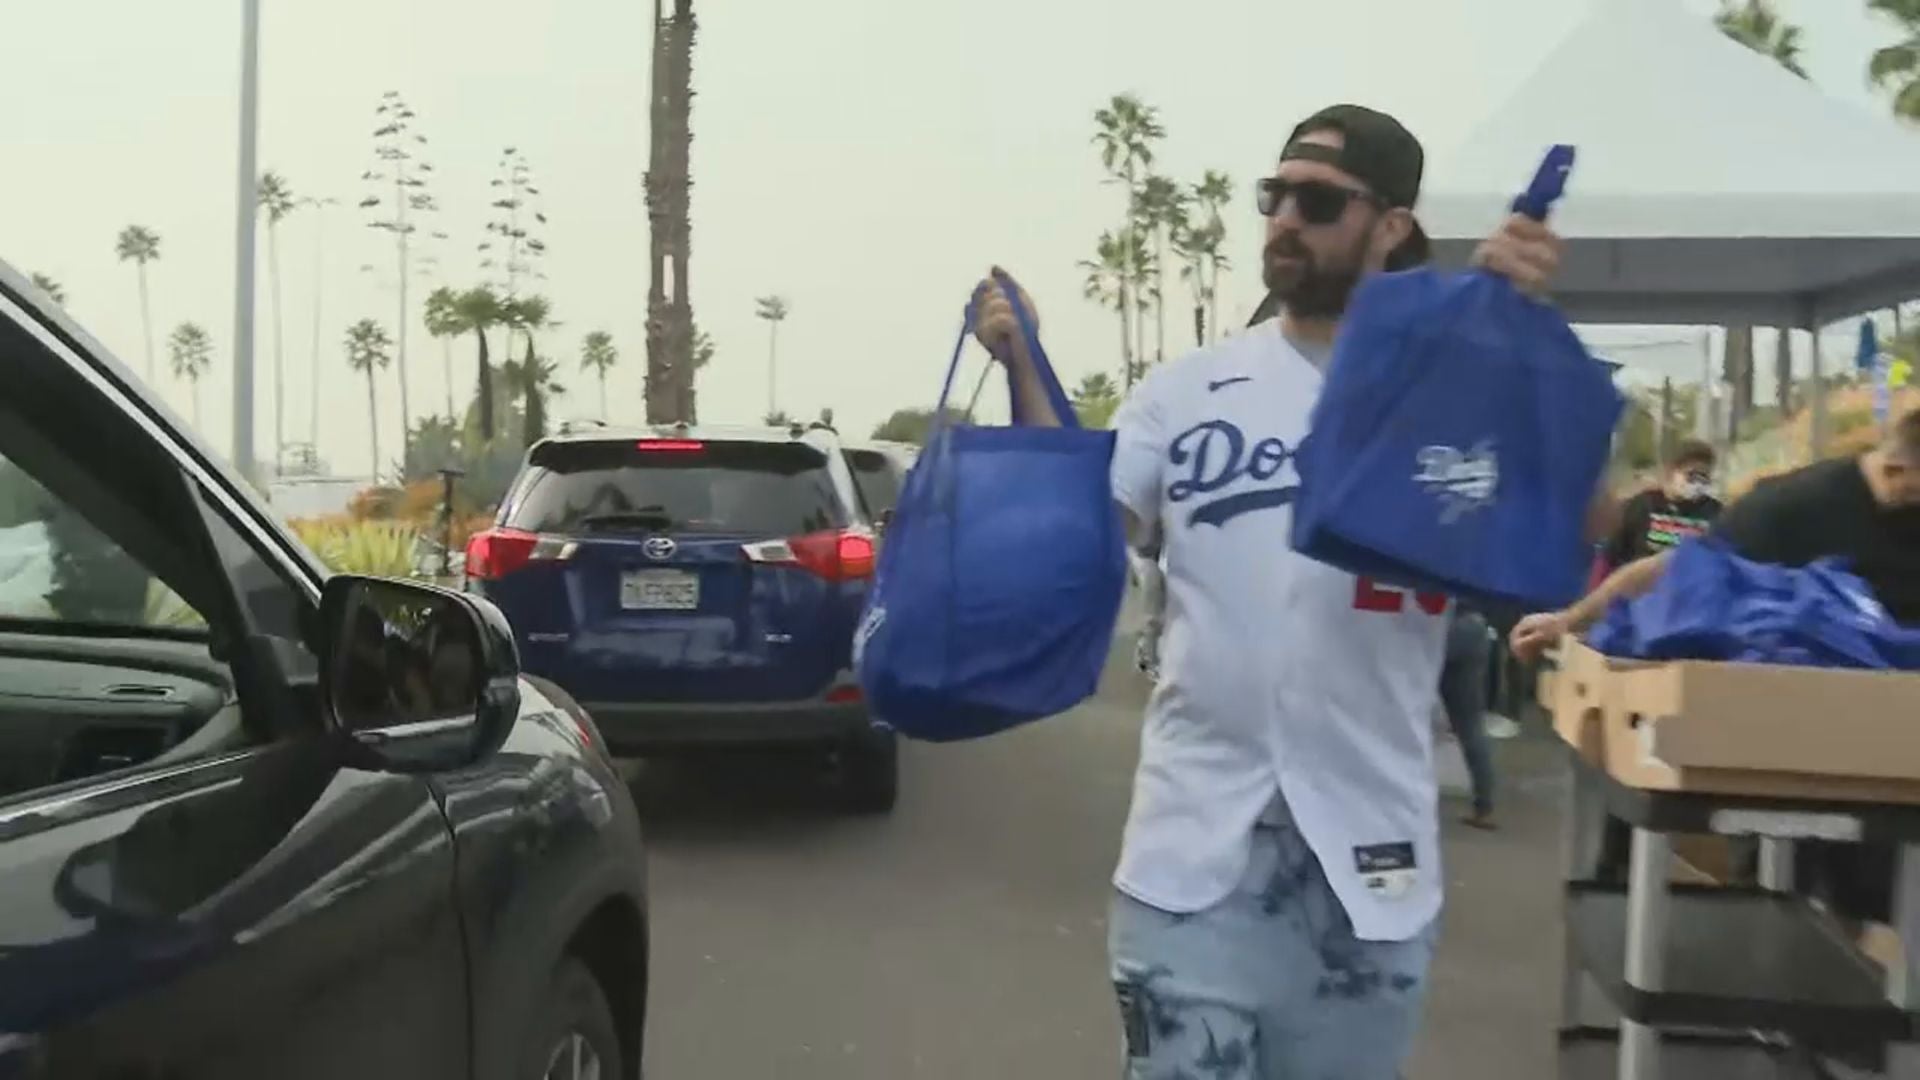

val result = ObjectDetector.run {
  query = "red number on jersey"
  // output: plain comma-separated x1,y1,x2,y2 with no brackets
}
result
1352,577,1449,616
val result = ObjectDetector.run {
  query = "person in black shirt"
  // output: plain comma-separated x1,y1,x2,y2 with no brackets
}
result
1517,406,1920,650
1600,439,1724,574
1512,407,1920,915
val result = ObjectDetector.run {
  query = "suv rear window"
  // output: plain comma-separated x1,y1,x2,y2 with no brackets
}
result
845,450,905,517
509,439,849,537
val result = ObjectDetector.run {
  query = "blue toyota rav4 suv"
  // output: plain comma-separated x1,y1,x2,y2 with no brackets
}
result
467,424,898,812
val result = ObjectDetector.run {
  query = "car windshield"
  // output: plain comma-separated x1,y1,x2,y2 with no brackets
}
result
845,450,905,518
508,440,849,538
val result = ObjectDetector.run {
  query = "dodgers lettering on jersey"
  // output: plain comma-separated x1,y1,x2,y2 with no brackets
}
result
1108,322,1449,944
1166,421,1300,527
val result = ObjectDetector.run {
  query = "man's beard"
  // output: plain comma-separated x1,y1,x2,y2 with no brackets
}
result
1261,232,1366,319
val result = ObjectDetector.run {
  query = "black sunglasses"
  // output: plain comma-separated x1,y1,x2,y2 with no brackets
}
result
1255,177,1383,225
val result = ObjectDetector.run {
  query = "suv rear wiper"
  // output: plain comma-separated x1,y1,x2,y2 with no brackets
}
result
576,509,676,532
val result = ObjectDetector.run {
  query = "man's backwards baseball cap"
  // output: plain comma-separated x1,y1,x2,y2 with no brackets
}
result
1280,104,1430,267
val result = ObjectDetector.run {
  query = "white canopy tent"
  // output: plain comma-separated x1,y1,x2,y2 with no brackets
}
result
1419,0,1920,449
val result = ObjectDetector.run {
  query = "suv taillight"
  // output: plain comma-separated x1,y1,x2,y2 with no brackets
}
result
745,529,875,581
466,528,575,581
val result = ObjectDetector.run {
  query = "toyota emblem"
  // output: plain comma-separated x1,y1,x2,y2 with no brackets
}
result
642,536,677,561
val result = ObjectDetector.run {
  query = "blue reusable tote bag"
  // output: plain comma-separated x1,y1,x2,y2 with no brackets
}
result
854,270,1128,741
1291,145,1624,611
1590,539,1920,670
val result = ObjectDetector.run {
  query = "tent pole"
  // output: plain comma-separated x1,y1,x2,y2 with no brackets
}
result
1695,329,1714,442
1808,315,1827,462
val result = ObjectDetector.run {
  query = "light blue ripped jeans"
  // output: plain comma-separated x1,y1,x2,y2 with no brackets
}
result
1108,802,1437,1080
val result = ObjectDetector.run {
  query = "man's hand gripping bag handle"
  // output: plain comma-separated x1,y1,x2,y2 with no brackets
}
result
933,269,1079,438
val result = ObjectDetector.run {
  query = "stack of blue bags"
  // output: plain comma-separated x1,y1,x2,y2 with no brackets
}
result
1590,539,1920,671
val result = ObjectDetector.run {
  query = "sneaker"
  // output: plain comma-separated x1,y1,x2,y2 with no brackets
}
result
1484,713,1521,740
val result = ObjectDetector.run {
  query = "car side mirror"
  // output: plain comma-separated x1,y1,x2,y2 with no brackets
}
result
319,575,521,773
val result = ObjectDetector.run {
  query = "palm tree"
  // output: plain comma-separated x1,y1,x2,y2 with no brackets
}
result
1175,219,1232,349
1191,171,1234,343
579,331,619,419
687,323,715,421
257,170,298,465
27,273,66,306
115,225,162,381
755,295,790,419
1870,0,1920,120
1716,0,1808,425
502,295,555,442
422,285,464,419
449,287,507,439
363,91,439,458
502,352,564,446
344,319,394,479
1092,95,1165,382
646,0,699,424
1070,372,1121,429
167,322,213,425
1132,175,1188,367
1080,231,1137,386
300,195,342,454
1716,0,1809,78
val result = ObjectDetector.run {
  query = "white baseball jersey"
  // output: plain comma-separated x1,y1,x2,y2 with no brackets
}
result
1109,320,1450,943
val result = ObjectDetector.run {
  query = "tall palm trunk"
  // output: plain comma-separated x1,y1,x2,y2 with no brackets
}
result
599,371,609,420
393,203,413,450
1151,231,1167,365
643,0,669,422
309,210,326,450
1115,306,1132,386
522,337,547,445
1132,293,1148,386
191,379,201,426
1207,261,1223,344
269,221,285,469
137,268,156,382
474,328,495,439
442,337,455,419
365,370,382,483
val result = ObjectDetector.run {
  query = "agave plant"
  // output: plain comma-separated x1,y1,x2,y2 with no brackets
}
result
289,519,420,577
144,580,207,629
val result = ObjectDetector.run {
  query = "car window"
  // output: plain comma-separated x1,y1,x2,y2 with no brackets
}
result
845,450,905,518
0,457,205,632
509,439,851,537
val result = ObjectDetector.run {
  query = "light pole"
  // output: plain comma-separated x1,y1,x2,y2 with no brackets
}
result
230,0,262,483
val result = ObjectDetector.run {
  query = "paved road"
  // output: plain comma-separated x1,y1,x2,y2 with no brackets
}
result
634,634,1573,1079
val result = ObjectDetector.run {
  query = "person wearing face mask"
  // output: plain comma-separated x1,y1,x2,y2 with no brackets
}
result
1513,407,1920,918
1601,439,1723,574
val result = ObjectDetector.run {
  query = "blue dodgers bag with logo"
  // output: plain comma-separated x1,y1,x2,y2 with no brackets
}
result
1589,539,1920,670
854,271,1127,741
1291,145,1623,611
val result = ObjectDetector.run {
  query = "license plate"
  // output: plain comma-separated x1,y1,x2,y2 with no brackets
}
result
620,569,699,611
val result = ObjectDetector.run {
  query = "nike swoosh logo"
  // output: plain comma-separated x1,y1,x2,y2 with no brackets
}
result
1207,376,1251,392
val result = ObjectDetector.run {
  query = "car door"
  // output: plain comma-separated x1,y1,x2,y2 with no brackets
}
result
0,276,469,1078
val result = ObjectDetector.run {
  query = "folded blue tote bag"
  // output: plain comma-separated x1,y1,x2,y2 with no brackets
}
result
1291,145,1624,611
854,270,1128,741
1590,539,1920,670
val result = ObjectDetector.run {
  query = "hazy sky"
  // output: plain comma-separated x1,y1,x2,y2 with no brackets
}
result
2,0,1904,478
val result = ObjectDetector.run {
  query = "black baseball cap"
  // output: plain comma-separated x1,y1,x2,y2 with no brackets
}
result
1279,104,1430,268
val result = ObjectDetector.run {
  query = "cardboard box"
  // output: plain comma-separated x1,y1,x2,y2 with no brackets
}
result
1551,639,1920,804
